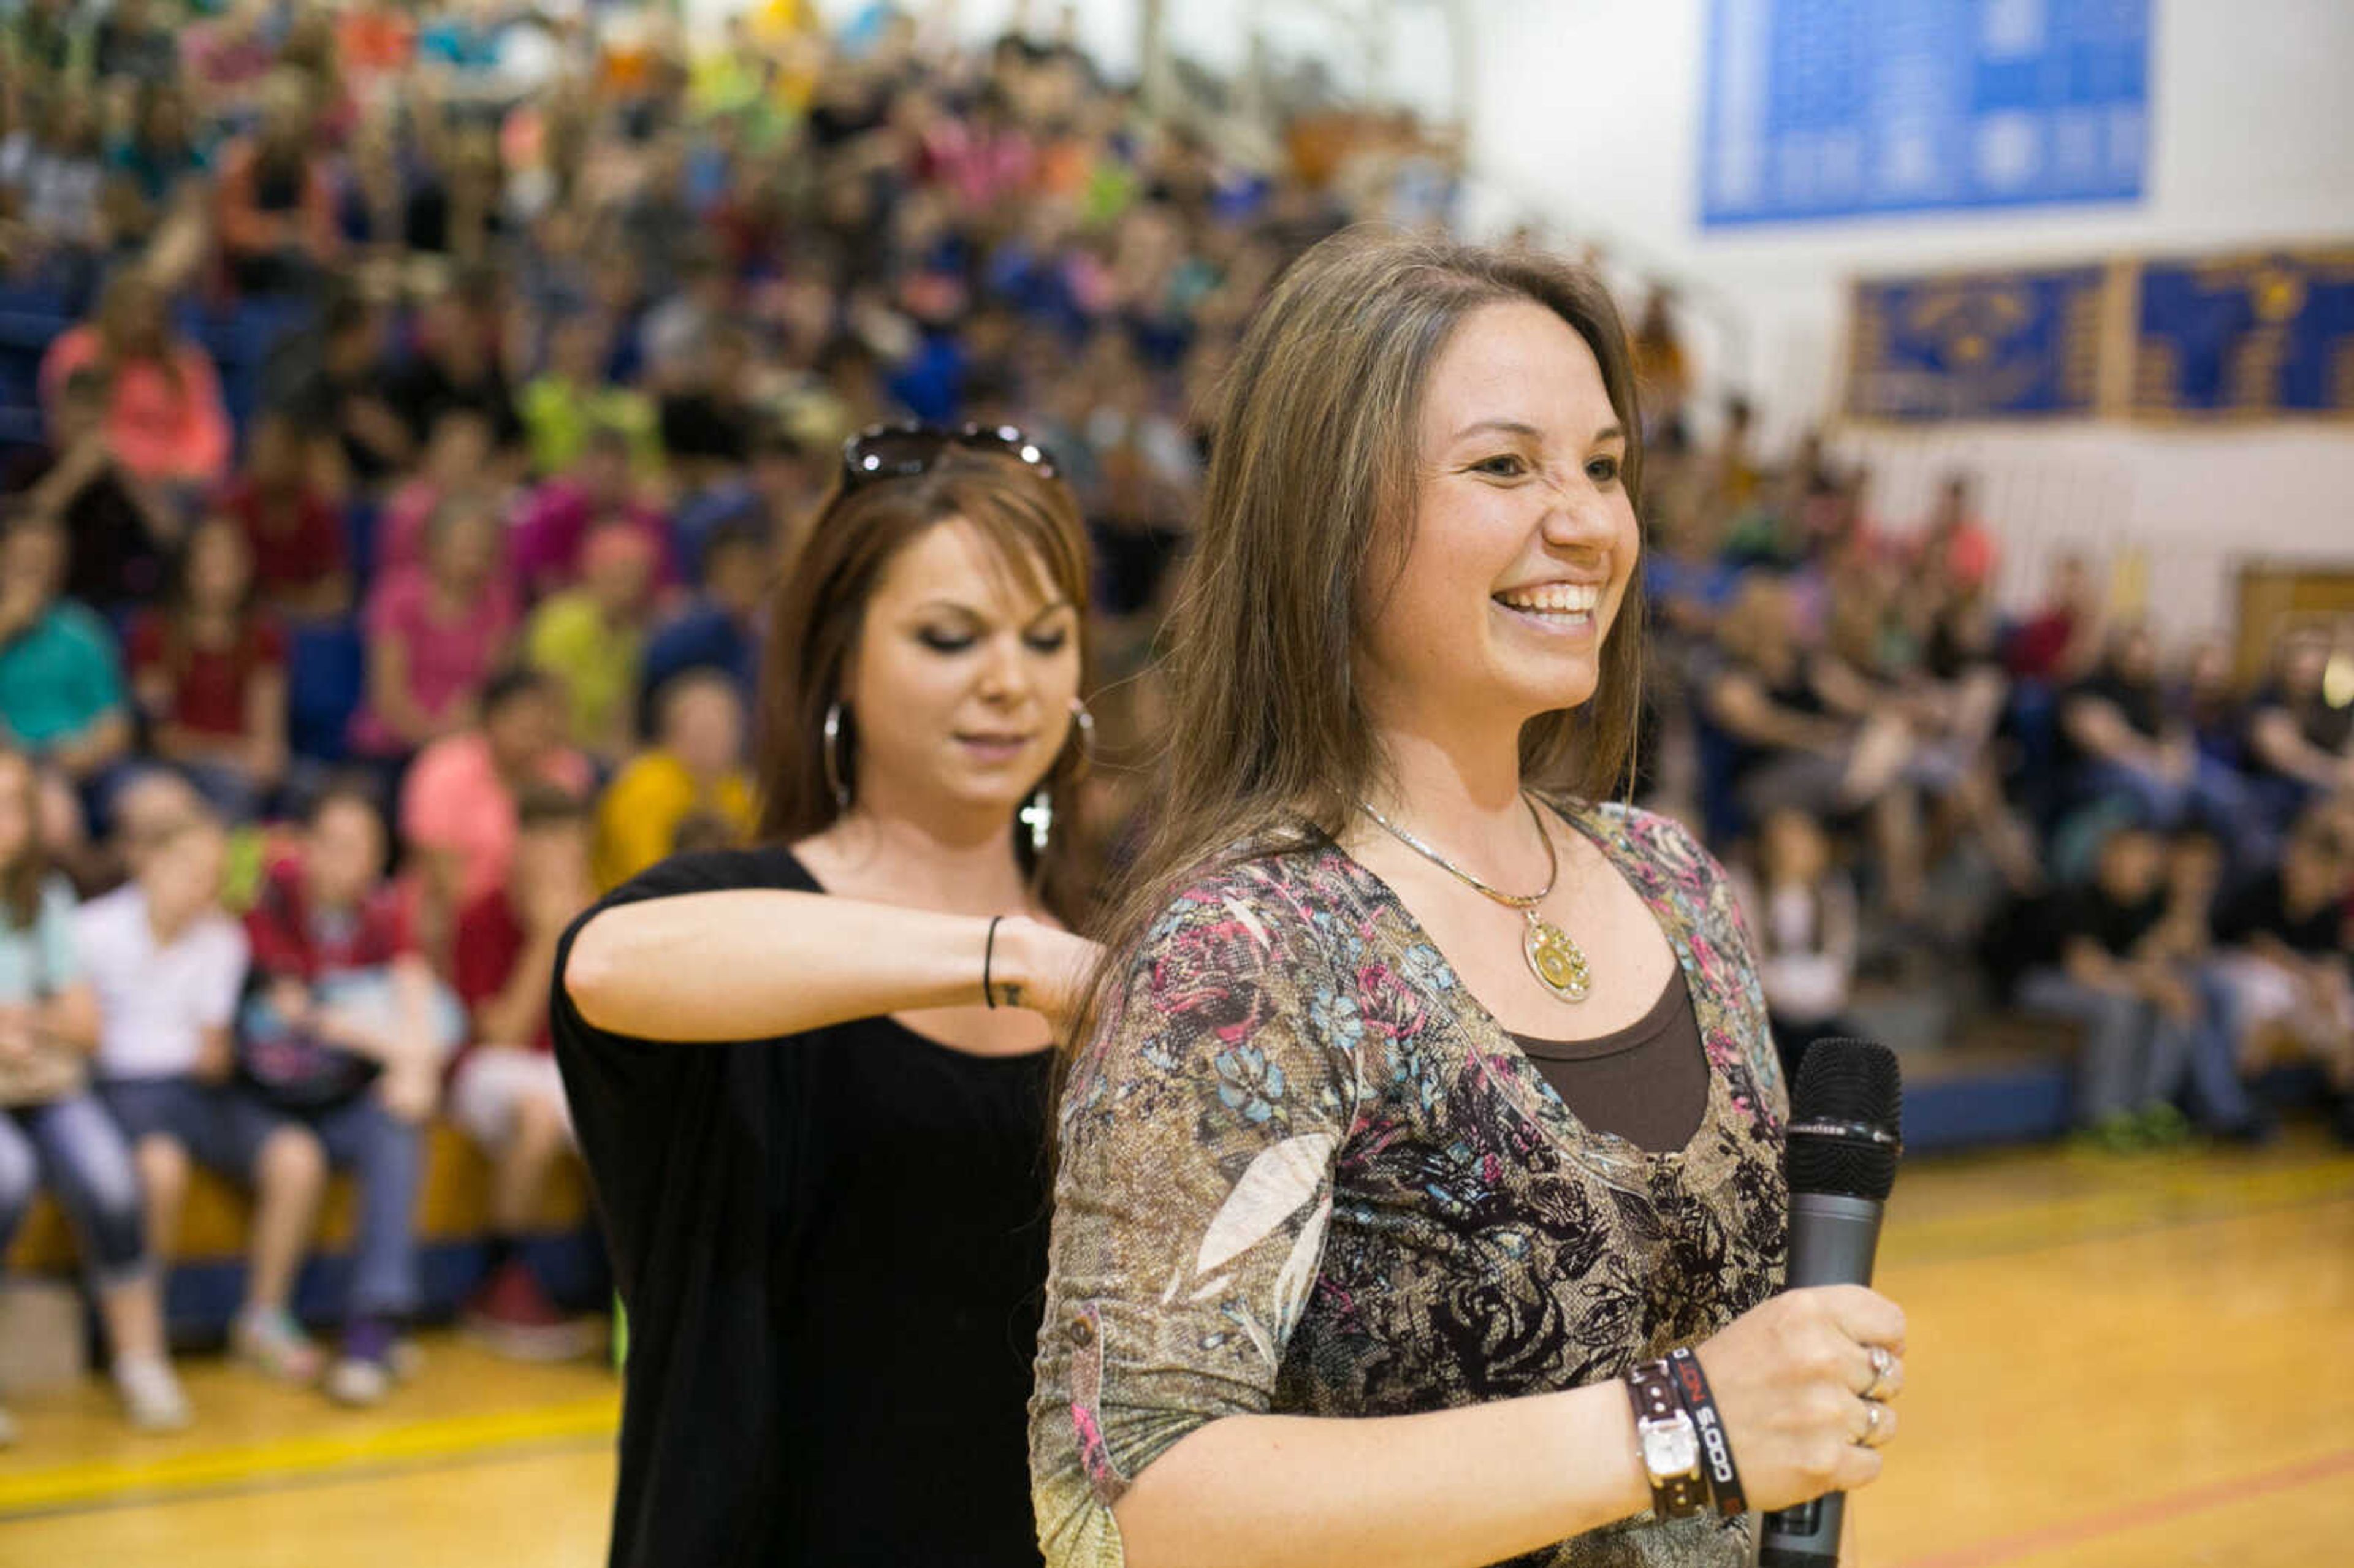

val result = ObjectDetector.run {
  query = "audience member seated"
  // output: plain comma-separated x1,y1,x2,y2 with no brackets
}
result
2004,551,2106,685
657,321,760,482
219,410,352,622
37,271,232,495
2009,821,2215,1152
2,365,183,610
2058,622,2255,866
1816,568,2040,897
525,517,659,763
212,70,341,297
1704,571,1924,912
636,516,769,735
238,781,465,1405
449,785,598,1359
377,407,500,579
509,424,672,600
79,810,275,1370
1911,473,1998,601
669,425,815,582
397,668,591,958
107,79,210,213
348,491,518,760
2207,802,2354,1143
2244,625,2354,839
383,276,524,455
4,91,107,269
1728,805,1860,1089
0,512,132,797
593,668,755,891
128,516,289,823
0,744,190,1440
272,290,416,496
520,314,661,482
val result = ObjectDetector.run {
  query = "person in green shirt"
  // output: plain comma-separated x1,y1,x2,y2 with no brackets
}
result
525,517,660,766
519,318,662,482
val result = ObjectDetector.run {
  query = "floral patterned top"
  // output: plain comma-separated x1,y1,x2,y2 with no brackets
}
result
1030,800,1790,1567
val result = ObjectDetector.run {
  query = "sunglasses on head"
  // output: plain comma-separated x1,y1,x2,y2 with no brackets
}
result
838,422,1060,493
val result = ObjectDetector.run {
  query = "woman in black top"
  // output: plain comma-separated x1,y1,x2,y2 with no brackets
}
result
2245,626,2354,835
2059,622,2255,864
554,428,1102,1568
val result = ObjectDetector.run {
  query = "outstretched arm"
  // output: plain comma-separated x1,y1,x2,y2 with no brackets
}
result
562,889,1095,1043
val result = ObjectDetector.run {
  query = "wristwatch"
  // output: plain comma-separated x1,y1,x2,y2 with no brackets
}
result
1625,1358,1708,1518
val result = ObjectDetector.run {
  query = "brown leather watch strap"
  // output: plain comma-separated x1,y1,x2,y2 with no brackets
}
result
1626,1358,1708,1519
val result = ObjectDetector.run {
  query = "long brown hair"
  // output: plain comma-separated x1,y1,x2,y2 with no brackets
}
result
1075,227,1649,1061
755,448,1095,926
0,746,51,931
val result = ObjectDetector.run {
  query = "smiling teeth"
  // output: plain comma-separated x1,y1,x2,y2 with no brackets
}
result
1497,584,1600,614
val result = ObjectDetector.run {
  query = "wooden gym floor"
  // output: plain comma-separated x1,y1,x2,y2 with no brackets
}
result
0,1127,2347,1567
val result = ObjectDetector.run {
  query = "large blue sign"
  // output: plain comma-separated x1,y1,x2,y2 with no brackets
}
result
1701,0,2150,227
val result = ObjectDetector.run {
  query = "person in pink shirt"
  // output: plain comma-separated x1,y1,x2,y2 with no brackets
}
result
507,427,673,600
349,492,517,758
397,669,591,962
376,408,497,580
1915,474,1998,598
39,273,232,493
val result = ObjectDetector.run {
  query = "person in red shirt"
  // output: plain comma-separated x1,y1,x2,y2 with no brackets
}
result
126,514,288,822
2006,552,2106,683
217,411,351,621
449,783,599,1358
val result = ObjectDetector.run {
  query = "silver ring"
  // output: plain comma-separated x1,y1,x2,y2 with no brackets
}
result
1856,1400,1885,1448
1861,1344,1895,1401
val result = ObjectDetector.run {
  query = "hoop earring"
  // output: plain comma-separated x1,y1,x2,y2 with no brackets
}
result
822,701,850,810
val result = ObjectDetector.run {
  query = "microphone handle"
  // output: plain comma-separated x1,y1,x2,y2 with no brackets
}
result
1759,1190,1886,1568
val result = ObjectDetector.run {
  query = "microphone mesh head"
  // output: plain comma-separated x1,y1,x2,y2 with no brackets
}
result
1786,1038,1903,1201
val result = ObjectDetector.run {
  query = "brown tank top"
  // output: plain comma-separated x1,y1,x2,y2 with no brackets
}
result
1509,964,1710,1154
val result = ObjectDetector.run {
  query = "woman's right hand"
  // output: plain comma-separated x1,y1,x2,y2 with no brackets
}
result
997,918,1105,1037
1689,1285,1906,1515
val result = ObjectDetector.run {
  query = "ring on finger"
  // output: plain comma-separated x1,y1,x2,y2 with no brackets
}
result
1855,1400,1886,1449
1861,1344,1896,1401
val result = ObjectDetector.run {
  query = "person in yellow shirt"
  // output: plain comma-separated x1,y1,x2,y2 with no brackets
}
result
592,669,760,890
525,519,660,766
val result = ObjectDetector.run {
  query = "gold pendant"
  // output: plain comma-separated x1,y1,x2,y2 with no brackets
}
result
1523,911,1593,1003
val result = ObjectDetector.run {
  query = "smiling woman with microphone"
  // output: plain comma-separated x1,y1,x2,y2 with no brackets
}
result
1030,230,1908,1567
554,427,1102,1568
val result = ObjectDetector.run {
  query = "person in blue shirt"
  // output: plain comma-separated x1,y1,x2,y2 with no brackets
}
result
635,517,768,737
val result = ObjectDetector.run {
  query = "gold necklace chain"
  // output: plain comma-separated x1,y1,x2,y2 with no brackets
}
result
1356,793,1558,909
1355,793,1594,1003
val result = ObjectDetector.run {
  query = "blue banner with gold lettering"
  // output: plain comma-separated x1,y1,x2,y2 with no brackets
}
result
2133,248,2354,417
1845,267,2108,421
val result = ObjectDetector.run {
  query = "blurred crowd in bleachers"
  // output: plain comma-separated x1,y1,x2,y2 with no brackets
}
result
0,0,2345,1443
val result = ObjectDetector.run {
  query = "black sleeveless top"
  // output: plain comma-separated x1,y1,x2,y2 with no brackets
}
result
554,847,1053,1568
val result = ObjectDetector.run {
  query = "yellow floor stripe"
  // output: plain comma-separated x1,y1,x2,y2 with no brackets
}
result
0,1394,619,1516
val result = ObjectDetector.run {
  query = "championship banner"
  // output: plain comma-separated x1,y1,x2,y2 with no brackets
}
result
2131,247,2354,418
1843,267,2108,422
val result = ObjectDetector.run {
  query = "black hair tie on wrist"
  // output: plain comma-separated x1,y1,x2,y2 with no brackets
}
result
1667,1346,1748,1517
983,916,1005,1010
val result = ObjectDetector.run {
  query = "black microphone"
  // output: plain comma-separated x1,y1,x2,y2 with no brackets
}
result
1759,1038,1903,1568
